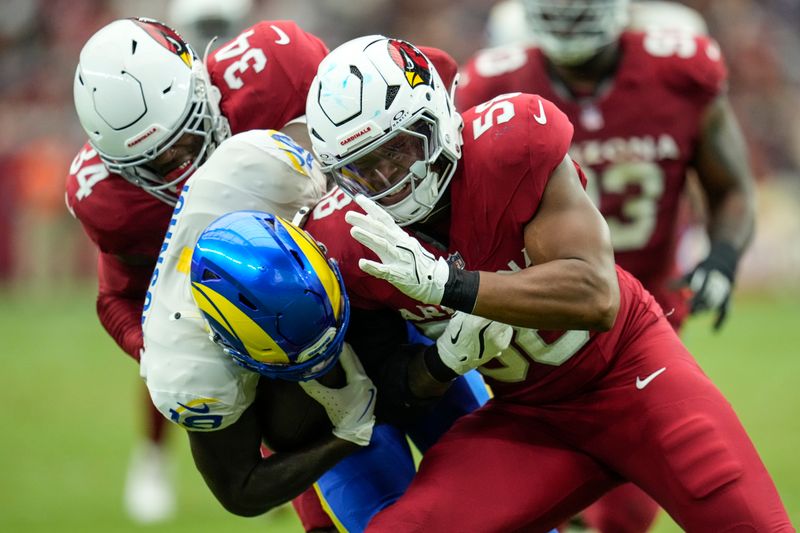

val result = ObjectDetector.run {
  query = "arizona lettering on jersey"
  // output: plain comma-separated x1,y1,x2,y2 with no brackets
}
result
458,30,727,326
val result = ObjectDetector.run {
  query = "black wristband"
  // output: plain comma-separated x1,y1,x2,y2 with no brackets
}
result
707,241,740,281
440,267,480,312
423,344,459,383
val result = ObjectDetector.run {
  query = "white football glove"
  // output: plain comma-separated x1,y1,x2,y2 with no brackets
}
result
299,345,376,446
345,194,450,305
436,312,514,375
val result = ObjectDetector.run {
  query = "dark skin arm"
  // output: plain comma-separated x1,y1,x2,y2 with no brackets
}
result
187,373,358,517
186,327,445,517
473,155,620,331
346,307,452,422
692,94,756,251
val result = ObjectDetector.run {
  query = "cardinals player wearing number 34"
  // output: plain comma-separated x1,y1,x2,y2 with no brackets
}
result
301,36,793,531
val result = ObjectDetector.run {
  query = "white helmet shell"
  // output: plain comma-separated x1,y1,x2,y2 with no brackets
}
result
74,18,228,204
523,0,630,65
306,36,463,226
629,1,707,34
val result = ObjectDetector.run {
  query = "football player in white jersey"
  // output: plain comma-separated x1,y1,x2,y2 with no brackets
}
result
139,128,497,530
139,128,382,517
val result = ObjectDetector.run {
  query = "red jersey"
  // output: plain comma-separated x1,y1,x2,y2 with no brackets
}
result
65,21,328,358
457,31,727,325
206,21,329,134
305,93,663,403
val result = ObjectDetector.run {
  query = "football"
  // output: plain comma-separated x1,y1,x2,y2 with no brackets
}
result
254,375,335,453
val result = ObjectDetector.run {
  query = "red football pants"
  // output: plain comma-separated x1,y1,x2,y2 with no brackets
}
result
367,318,791,532
580,483,660,533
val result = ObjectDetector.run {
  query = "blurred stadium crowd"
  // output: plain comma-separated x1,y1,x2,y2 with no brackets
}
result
0,0,797,291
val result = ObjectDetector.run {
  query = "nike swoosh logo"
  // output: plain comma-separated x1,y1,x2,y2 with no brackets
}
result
476,323,491,359
357,388,376,422
533,99,547,125
177,402,211,414
450,322,464,344
271,25,290,45
636,367,667,390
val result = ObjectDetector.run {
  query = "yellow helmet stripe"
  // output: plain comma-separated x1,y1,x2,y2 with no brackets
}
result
191,282,290,364
277,217,342,320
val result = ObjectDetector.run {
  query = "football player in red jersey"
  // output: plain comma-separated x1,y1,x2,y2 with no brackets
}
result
302,36,791,532
458,0,754,334
456,1,756,530
67,17,330,526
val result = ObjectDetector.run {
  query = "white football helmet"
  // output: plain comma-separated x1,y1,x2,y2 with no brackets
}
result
486,0,534,47
522,0,630,65
629,1,707,34
306,36,463,226
73,18,230,205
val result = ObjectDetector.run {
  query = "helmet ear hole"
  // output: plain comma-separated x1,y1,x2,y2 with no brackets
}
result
238,293,258,311
289,249,305,269
201,268,220,281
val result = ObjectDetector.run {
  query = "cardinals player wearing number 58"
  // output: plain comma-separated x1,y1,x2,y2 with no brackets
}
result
301,36,792,532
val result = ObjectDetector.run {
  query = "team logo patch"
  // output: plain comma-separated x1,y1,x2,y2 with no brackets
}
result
134,18,193,69
269,130,314,176
446,251,466,270
388,39,431,89
168,398,224,430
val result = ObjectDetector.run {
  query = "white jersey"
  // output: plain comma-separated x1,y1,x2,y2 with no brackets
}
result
140,129,327,431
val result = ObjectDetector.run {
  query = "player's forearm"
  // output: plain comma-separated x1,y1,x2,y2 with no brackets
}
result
204,435,358,516
473,258,619,331
697,95,756,253
409,345,456,392
707,187,755,253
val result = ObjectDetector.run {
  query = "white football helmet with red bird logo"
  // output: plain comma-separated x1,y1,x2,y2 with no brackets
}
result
73,18,230,204
305,36,463,226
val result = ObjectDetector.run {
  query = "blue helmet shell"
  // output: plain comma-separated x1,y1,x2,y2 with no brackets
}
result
190,210,350,381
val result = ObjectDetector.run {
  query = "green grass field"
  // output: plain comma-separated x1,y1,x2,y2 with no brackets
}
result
1,284,797,532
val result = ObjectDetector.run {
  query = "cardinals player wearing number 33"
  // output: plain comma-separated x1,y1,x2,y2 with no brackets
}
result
301,36,792,532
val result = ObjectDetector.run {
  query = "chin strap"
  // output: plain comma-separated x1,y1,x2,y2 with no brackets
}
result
199,38,231,147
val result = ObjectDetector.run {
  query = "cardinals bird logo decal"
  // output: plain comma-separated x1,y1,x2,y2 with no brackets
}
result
388,39,432,88
134,18,193,69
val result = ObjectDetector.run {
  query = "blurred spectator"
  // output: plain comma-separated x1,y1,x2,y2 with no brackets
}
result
166,0,255,53
684,0,800,179
12,137,79,290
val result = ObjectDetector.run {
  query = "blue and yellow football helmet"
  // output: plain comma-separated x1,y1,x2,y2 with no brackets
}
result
190,211,350,381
